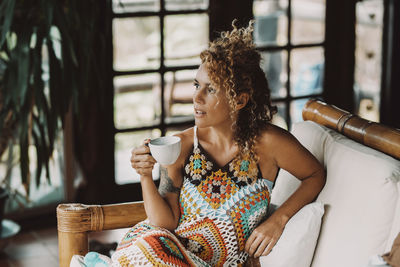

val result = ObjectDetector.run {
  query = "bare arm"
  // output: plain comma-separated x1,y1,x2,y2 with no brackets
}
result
139,168,181,230
246,127,326,257
131,131,192,230
266,129,326,228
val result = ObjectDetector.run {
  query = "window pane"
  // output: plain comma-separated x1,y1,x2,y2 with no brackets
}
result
115,129,162,184
291,0,325,45
113,17,160,71
164,14,208,67
164,69,196,118
290,47,324,97
261,50,288,98
254,0,288,46
290,98,310,124
112,0,160,13
354,0,383,122
271,102,288,130
165,0,209,10
114,74,161,129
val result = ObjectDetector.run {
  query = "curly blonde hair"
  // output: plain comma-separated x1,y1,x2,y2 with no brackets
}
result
200,20,277,162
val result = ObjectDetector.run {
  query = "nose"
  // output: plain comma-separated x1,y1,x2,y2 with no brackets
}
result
193,87,205,105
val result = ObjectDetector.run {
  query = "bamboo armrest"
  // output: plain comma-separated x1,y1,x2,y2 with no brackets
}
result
57,201,146,267
303,99,400,159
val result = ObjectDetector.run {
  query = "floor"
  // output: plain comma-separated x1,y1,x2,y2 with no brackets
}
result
0,226,128,266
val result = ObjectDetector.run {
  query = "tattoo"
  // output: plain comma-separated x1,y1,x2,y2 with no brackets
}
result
158,166,180,196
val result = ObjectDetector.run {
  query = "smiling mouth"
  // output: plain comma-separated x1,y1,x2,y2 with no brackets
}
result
195,109,206,116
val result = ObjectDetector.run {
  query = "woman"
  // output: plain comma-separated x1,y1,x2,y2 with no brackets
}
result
111,21,325,266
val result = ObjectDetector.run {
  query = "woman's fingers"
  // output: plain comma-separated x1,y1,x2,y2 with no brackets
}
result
132,144,151,156
142,138,151,145
254,238,271,258
130,139,157,177
261,238,278,256
131,153,156,164
247,236,263,257
244,233,257,253
131,161,155,169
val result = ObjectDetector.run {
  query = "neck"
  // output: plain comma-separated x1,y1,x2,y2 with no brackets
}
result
199,121,236,150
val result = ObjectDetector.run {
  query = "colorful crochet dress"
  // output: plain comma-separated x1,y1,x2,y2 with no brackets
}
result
111,126,273,266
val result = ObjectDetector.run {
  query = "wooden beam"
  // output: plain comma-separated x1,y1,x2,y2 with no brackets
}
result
323,0,356,112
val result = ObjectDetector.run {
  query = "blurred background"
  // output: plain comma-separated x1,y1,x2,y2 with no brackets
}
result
0,0,399,265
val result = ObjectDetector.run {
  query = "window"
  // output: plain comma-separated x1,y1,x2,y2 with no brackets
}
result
112,0,327,184
253,0,326,128
112,0,209,184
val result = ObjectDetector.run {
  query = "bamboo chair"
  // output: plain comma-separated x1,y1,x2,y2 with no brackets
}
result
57,99,400,267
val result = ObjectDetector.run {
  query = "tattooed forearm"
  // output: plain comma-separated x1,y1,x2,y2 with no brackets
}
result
158,166,180,196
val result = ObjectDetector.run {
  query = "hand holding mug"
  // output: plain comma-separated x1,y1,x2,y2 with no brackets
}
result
130,139,157,178
131,136,181,178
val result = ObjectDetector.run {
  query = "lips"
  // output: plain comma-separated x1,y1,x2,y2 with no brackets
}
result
194,107,206,116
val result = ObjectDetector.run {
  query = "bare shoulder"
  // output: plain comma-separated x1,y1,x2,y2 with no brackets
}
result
256,123,323,176
174,127,194,153
256,124,303,162
257,124,296,147
172,127,195,167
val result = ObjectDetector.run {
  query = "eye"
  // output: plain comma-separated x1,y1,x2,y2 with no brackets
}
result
193,82,200,90
207,86,216,94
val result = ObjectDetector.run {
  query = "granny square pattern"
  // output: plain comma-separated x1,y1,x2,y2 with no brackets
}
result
111,127,272,266
112,221,207,267
177,139,271,266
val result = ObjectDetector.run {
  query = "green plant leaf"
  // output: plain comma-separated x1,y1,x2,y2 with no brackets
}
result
41,0,54,36
46,39,61,153
4,141,15,185
16,28,31,106
53,3,77,66
5,48,19,109
0,0,16,47
31,121,43,188
31,33,47,188
19,113,30,195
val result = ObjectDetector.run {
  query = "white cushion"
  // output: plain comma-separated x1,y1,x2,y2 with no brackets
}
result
70,255,85,267
260,202,324,267
271,121,400,267
385,183,400,252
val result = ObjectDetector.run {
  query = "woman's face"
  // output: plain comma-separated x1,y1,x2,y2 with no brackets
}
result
193,64,233,128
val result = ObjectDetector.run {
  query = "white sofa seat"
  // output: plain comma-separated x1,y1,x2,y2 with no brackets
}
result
271,121,400,267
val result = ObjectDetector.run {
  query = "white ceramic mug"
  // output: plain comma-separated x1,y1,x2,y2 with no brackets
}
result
148,136,181,165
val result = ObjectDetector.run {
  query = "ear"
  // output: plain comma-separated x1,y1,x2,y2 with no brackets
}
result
236,93,249,111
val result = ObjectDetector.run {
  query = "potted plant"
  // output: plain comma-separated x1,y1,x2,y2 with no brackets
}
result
0,0,76,201
0,1,112,236
0,0,112,217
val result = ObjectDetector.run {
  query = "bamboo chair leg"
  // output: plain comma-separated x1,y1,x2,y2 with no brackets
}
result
58,231,88,267
57,201,146,267
57,203,97,267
